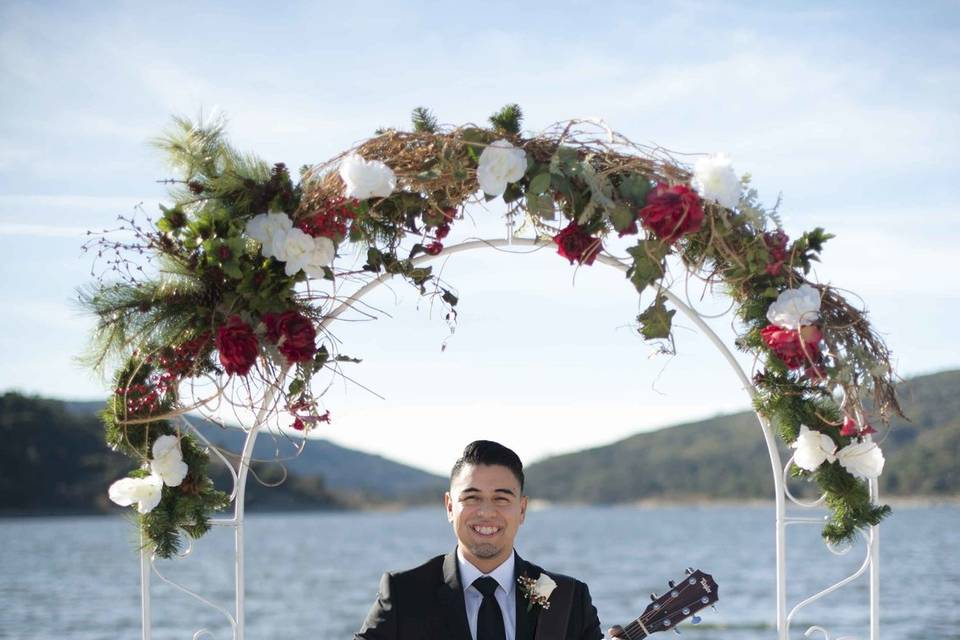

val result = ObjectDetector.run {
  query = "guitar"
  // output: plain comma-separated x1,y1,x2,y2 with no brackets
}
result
615,568,719,639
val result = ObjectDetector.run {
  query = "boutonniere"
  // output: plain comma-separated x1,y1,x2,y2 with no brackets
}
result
517,573,557,611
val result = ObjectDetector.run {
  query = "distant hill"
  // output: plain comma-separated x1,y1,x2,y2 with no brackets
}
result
4,369,957,516
61,401,446,501
2,395,446,515
525,369,960,502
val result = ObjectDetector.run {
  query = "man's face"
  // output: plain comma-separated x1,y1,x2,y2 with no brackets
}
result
445,463,527,572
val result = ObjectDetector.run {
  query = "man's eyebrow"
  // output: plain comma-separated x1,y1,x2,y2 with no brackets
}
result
459,487,517,496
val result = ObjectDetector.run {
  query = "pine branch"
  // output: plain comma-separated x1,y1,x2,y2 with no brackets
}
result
489,104,523,135
411,106,438,133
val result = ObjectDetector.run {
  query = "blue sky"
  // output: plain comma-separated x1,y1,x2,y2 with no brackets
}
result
1,1,958,473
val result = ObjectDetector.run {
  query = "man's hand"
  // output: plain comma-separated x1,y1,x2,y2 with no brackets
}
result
607,625,626,638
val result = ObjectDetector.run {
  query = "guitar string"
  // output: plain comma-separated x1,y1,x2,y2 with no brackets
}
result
622,582,695,640
622,578,709,638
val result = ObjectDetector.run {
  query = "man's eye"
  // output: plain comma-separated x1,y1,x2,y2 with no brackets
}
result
495,497,510,503
462,496,478,502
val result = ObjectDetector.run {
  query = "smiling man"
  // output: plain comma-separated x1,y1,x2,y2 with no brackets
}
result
354,440,603,640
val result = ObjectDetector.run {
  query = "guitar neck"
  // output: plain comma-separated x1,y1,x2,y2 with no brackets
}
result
618,569,718,638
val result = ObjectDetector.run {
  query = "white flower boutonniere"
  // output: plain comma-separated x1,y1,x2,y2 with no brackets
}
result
517,573,557,611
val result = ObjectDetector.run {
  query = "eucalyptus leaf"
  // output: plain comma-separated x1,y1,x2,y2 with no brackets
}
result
550,146,579,176
528,173,551,195
526,193,555,220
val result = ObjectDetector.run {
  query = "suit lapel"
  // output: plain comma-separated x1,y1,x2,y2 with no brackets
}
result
437,550,472,640
514,553,540,640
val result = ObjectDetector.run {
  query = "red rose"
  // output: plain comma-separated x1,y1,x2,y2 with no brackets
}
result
424,241,444,256
760,324,822,369
262,310,317,363
553,221,601,265
763,230,789,276
638,183,704,242
216,316,259,376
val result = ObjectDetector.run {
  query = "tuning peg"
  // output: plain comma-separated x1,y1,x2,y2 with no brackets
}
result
650,593,658,601
711,605,719,613
685,567,695,575
668,580,675,588
691,615,702,625
672,628,681,635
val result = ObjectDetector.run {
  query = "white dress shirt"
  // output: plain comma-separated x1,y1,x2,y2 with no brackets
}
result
457,546,517,640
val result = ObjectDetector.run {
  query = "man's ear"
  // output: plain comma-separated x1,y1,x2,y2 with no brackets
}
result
444,491,454,522
519,494,528,524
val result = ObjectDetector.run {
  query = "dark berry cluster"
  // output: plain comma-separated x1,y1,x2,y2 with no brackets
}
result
298,197,360,243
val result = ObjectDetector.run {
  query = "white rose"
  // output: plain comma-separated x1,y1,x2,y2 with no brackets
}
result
691,153,741,209
766,284,821,330
534,573,557,600
837,438,885,479
791,424,837,472
279,229,336,277
302,236,336,279
477,139,527,197
245,213,293,260
339,154,396,200
150,435,188,487
108,473,164,514
278,228,319,276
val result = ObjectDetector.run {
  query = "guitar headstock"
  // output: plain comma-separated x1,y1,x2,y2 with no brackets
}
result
620,568,719,639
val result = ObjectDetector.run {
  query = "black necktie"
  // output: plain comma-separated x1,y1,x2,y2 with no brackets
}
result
473,576,506,640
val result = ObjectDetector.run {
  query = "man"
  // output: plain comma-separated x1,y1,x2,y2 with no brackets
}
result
354,440,605,640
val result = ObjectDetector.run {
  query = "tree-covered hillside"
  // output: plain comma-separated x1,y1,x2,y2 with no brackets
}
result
525,370,959,502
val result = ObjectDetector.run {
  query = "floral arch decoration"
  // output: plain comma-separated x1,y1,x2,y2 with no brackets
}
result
82,104,902,559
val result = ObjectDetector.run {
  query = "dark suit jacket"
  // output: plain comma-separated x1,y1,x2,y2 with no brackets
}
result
355,549,602,640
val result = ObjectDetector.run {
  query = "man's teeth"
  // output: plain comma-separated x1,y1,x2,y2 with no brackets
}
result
472,525,500,535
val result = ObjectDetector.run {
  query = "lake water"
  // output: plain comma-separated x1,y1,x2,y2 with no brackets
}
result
0,504,956,639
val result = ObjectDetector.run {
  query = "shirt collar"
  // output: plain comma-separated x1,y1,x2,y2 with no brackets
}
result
457,546,516,595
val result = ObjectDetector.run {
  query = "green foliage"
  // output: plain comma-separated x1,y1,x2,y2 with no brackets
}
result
79,106,905,555
637,294,676,341
78,276,204,377
411,106,439,133
819,462,891,543
626,240,669,294
617,174,652,207
527,173,551,195
488,103,523,135
793,227,834,275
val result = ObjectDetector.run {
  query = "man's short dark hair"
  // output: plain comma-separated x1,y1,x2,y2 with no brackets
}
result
450,440,525,492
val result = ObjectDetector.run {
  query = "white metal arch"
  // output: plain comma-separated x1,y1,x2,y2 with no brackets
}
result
140,236,881,640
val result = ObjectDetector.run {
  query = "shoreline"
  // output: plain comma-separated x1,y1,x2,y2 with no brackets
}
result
3,495,957,519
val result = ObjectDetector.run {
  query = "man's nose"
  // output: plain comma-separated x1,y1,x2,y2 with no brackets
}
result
476,499,496,516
